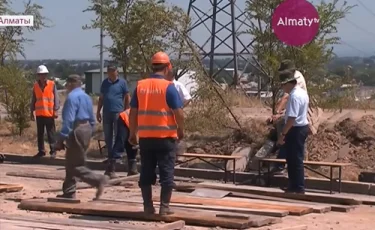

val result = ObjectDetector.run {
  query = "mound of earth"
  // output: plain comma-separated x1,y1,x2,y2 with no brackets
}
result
307,115,375,180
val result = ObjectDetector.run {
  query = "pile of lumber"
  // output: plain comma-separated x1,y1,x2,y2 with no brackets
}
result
0,183,23,193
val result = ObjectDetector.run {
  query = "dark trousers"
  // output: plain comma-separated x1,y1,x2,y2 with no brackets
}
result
63,123,104,195
36,116,56,154
138,138,177,188
284,125,309,192
103,112,119,159
111,118,137,161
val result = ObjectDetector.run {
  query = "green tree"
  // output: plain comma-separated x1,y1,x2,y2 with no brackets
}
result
0,0,50,65
0,65,32,135
245,0,354,111
84,0,190,76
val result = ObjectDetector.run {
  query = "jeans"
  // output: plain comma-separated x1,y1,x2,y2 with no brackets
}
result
138,138,177,188
285,125,309,192
111,117,137,161
103,112,120,159
36,116,56,154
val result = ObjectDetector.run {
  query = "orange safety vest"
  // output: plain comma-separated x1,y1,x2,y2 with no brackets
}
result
119,109,130,127
137,78,178,138
33,80,55,117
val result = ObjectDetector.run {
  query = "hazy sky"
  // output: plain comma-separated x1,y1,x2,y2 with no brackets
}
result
12,0,375,59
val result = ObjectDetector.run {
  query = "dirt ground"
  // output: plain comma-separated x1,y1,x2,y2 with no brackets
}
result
0,108,375,181
1,163,375,230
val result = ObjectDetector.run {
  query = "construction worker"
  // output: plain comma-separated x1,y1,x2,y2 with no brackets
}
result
96,64,131,165
128,51,184,215
54,75,108,199
30,65,60,159
105,108,138,178
277,70,309,194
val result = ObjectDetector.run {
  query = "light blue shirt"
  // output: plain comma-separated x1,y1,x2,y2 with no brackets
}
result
60,88,95,139
284,86,309,127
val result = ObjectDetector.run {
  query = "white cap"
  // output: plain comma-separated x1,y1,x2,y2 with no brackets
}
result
36,65,49,74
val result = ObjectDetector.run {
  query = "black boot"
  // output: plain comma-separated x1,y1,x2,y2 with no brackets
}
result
141,186,155,214
127,159,138,176
104,160,118,179
159,187,174,215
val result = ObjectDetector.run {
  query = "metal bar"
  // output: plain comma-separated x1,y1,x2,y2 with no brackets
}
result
232,159,236,184
330,166,333,194
208,0,218,77
339,166,342,193
229,0,239,86
224,160,228,183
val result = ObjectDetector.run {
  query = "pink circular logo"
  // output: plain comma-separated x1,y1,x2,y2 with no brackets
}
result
271,0,320,46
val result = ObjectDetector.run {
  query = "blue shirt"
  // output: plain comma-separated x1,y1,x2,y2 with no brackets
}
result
60,88,95,139
285,86,309,126
100,77,129,113
130,74,183,109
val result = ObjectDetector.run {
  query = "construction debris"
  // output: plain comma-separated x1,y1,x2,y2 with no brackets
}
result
0,183,23,193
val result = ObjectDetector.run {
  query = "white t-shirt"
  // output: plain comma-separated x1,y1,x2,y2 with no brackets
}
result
285,86,309,126
295,70,307,92
173,80,192,103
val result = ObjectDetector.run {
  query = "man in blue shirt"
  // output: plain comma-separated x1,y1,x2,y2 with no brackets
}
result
277,70,309,194
96,64,131,178
54,75,108,200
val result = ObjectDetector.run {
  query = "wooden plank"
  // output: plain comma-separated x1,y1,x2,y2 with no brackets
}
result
227,191,355,213
195,182,362,205
259,158,351,167
0,214,144,230
6,171,65,180
40,175,139,193
189,188,231,198
47,197,81,203
274,225,308,230
18,199,254,229
153,194,313,216
157,220,185,230
96,198,289,218
222,197,331,214
178,153,242,159
0,183,23,193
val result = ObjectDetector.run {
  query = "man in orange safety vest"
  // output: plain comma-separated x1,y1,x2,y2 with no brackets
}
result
30,65,60,159
128,51,184,216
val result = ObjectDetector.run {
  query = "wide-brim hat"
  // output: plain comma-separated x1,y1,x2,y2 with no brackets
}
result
278,59,296,72
279,69,300,84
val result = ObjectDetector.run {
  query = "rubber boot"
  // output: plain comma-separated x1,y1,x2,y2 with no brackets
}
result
159,187,174,215
140,186,155,214
127,159,138,176
104,160,119,179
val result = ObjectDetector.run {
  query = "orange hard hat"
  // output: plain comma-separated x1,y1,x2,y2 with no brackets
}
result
151,51,172,70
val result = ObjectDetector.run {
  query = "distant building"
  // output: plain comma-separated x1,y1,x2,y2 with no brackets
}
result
84,68,141,95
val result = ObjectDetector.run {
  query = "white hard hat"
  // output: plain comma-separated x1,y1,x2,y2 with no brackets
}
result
36,65,49,74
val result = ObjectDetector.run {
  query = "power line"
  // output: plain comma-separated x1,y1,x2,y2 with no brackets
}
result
356,0,375,18
340,40,372,56
344,18,375,38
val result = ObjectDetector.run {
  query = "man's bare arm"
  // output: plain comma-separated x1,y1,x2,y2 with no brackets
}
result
97,94,103,114
173,108,184,130
183,99,191,108
129,108,138,137
124,93,131,110
275,94,289,114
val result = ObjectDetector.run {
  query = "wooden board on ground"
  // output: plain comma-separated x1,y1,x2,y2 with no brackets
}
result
0,183,23,193
40,175,139,193
96,198,289,218
174,184,355,213
0,214,145,230
274,225,308,230
194,182,362,205
158,220,185,230
6,171,65,180
153,194,313,216
222,197,331,214
18,199,257,229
